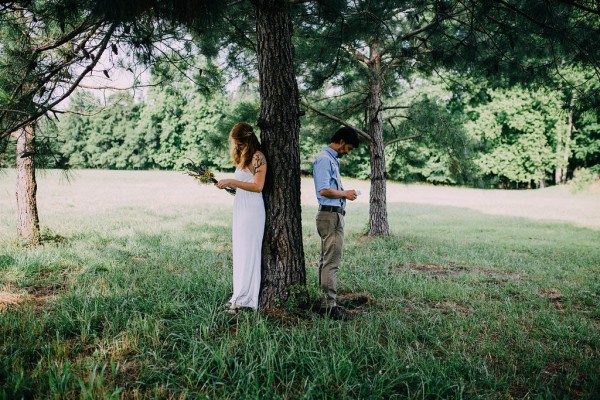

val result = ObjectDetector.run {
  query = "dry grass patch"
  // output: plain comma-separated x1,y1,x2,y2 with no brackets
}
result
430,301,470,315
0,283,65,312
0,290,25,312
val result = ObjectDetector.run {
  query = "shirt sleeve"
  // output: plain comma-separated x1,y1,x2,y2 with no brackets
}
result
313,156,332,193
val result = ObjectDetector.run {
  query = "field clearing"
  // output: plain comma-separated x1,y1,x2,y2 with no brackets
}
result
1,169,599,233
1,169,599,398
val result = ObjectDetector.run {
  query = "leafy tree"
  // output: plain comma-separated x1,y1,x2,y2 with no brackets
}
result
464,86,562,188
456,63,600,188
0,0,307,306
297,0,476,236
297,0,600,236
554,65,600,181
57,91,103,168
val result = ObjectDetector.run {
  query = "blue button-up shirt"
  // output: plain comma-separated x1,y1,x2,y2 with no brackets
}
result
313,146,345,208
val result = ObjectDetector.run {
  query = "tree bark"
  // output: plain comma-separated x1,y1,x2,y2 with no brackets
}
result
12,124,40,244
252,0,305,308
367,43,390,236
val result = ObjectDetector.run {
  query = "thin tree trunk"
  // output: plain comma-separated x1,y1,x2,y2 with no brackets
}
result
12,124,40,244
562,94,575,183
555,127,563,184
556,93,575,184
252,0,305,308
367,43,389,236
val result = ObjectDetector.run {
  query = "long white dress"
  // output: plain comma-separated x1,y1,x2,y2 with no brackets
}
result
230,167,265,309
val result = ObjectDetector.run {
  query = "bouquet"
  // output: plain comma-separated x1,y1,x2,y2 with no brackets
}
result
184,160,236,196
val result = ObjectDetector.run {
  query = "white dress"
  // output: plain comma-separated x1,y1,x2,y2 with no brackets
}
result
230,167,265,309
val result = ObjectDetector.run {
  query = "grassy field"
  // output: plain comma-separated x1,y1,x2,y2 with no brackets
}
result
0,170,599,399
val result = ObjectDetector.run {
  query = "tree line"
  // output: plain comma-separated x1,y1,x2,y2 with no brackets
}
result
3,67,596,191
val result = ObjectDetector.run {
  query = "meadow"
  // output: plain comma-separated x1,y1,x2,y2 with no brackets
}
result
1,170,599,399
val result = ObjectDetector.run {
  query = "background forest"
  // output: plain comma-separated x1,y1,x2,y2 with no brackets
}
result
2,65,599,190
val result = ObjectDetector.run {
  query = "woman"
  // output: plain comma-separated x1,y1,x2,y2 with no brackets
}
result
216,122,266,311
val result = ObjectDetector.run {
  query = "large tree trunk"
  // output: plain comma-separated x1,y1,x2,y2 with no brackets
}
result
12,124,40,244
252,0,305,308
367,43,389,236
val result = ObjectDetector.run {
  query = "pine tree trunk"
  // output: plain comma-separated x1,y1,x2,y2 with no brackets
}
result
12,125,40,244
252,0,305,308
367,44,389,236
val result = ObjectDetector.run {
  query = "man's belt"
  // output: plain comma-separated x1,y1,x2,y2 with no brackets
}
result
319,205,345,215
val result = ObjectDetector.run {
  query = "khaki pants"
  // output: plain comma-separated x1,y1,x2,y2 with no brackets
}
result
316,210,345,307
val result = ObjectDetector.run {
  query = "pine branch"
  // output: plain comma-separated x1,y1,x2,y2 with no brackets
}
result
399,20,439,41
554,0,600,17
224,14,256,50
384,134,421,147
382,105,410,110
300,99,371,142
343,45,370,65
33,19,94,53
1,23,117,139
383,113,410,121
77,81,164,91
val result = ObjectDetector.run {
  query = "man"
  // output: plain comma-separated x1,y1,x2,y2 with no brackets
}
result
313,126,360,321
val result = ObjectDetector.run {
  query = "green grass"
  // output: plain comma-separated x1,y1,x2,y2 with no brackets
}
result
0,171,599,399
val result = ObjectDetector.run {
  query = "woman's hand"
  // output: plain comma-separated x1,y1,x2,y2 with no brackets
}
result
216,179,237,189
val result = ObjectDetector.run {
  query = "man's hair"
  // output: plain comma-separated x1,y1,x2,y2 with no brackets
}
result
330,126,360,147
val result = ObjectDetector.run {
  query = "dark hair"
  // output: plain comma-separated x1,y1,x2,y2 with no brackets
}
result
330,126,359,147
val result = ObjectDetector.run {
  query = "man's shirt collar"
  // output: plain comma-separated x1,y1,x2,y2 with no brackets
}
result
323,146,339,160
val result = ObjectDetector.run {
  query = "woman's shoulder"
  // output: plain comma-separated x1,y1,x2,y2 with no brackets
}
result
251,150,267,172
252,150,266,163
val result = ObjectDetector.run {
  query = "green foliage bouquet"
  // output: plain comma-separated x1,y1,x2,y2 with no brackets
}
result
185,160,236,196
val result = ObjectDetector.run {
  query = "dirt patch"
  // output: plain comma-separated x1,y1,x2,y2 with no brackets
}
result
259,292,375,324
400,263,466,276
0,289,27,312
475,268,525,282
539,288,567,311
338,292,375,309
358,234,376,243
540,288,563,300
394,262,526,283
23,283,65,309
261,306,312,325
0,282,65,312
27,282,65,297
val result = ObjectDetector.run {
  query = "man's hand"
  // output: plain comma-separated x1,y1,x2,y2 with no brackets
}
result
344,189,358,201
